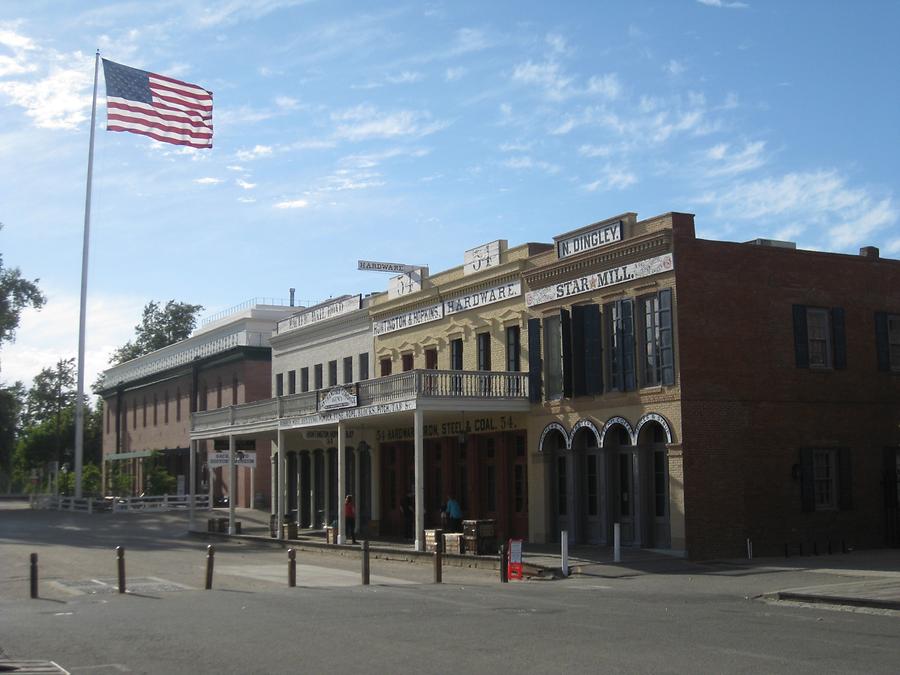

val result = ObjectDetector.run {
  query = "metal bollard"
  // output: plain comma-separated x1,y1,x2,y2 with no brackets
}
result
434,548,442,584
361,540,370,586
205,545,215,590
116,546,126,594
30,553,38,599
500,542,508,583
560,530,569,577
288,548,296,587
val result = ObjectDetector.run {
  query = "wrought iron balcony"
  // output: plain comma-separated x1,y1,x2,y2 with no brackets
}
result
191,369,529,436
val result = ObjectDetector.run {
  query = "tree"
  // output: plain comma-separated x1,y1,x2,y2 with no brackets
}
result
0,223,47,372
0,381,25,478
110,300,203,365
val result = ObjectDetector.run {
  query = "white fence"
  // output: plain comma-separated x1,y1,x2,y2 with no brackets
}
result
30,494,211,513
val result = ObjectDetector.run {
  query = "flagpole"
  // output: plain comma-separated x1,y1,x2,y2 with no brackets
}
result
74,50,100,499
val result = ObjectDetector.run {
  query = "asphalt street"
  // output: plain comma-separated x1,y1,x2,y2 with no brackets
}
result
2,503,898,674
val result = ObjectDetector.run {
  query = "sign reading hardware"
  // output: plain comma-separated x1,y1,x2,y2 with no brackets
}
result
278,295,361,333
207,450,257,467
373,303,444,336
555,220,623,259
318,385,358,411
464,240,505,276
358,260,421,273
525,253,673,307
444,280,521,315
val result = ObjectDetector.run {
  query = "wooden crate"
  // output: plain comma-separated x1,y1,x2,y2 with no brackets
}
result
425,529,444,552
443,533,465,555
464,535,497,555
462,519,496,539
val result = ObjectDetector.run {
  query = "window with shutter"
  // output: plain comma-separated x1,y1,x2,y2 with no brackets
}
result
584,304,603,394
506,325,521,372
571,305,587,397
659,289,675,385
300,367,309,392
543,314,563,400
527,318,542,402
561,308,573,398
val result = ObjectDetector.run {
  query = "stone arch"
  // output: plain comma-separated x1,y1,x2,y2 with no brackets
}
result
600,416,634,447
570,418,602,448
538,422,570,452
634,413,674,445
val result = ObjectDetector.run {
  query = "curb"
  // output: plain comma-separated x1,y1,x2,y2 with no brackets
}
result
767,591,900,612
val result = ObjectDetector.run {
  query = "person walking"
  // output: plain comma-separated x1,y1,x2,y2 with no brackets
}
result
344,494,357,544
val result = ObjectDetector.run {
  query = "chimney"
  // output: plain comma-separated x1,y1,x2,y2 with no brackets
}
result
289,288,296,306
859,246,879,260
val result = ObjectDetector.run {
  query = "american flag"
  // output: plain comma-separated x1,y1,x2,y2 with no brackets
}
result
102,59,213,149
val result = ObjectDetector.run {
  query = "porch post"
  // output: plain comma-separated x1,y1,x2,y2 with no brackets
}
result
324,448,332,528
369,444,379,525
353,445,361,539
337,421,346,545
189,439,196,530
208,444,214,510
309,450,318,528
295,450,302,526
228,434,236,535
270,446,277,518
276,430,285,540
414,407,424,552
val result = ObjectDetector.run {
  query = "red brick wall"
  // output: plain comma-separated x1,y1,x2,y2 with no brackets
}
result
674,219,900,559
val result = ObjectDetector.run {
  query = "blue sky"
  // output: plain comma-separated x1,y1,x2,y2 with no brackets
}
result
1,0,898,388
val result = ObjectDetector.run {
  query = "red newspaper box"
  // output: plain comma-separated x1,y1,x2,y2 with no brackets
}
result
508,539,524,580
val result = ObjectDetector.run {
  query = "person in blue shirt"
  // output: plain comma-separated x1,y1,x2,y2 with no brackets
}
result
445,494,462,533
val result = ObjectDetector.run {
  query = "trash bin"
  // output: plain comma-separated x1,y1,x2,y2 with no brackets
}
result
269,514,278,538
284,521,298,539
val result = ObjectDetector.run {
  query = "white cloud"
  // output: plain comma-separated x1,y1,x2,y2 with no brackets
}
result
501,156,560,174
586,74,621,100
884,238,900,255
546,33,570,56
275,96,299,110
578,144,613,158
235,145,273,161
194,177,223,185
451,27,489,55
698,170,897,250
704,140,767,176
697,0,749,8
332,105,447,141
238,197,257,204
386,71,422,84
499,141,532,153
236,178,257,190
445,66,466,81
512,60,573,101
226,165,246,172
583,165,637,191
0,288,141,391
274,199,309,209
664,59,686,76
192,0,311,28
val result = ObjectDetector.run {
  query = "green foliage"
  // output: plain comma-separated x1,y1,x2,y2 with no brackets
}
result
24,358,75,427
0,381,25,471
107,463,132,497
0,224,46,349
145,454,176,495
58,463,102,497
110,300,203,365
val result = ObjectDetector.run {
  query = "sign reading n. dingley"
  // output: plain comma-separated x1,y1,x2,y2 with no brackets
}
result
373,302,444,336
444,280,521,315
555,220,623,259
278,295,361,333
525,253,673,307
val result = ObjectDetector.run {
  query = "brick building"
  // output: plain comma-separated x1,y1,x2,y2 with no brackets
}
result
100,300,297,505
187,212,900,559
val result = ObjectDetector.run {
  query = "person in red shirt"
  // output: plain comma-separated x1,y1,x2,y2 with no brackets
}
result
344,494,357,544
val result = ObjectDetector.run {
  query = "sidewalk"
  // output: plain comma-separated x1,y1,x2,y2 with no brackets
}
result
198,507,900,611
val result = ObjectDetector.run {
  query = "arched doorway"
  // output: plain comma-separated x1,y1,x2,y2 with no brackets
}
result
571,420,606,544
602,420,636,545
636,416,672,549
539,423,570,543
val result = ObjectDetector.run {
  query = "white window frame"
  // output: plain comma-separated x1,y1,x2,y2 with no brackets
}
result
806,307,832,369
813,449,837,510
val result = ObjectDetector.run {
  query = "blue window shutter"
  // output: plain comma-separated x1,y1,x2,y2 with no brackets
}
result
571,305,586,397
875,312,890,371
800,448,814,512
838,448,852,510
584,304,603,394
792,305,809,368
832,307,846,370
621,299,636,391
659,289,675,385
561,308,573,399
527,318,542,403
604,302,618,391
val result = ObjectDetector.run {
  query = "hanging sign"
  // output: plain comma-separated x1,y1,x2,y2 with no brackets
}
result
207,450,257,467
318,385,358,411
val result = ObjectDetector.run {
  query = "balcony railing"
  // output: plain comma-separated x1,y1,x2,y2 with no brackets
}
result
192,369,529,434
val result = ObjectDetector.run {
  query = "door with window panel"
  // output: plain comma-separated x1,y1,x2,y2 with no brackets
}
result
583,447,607,544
